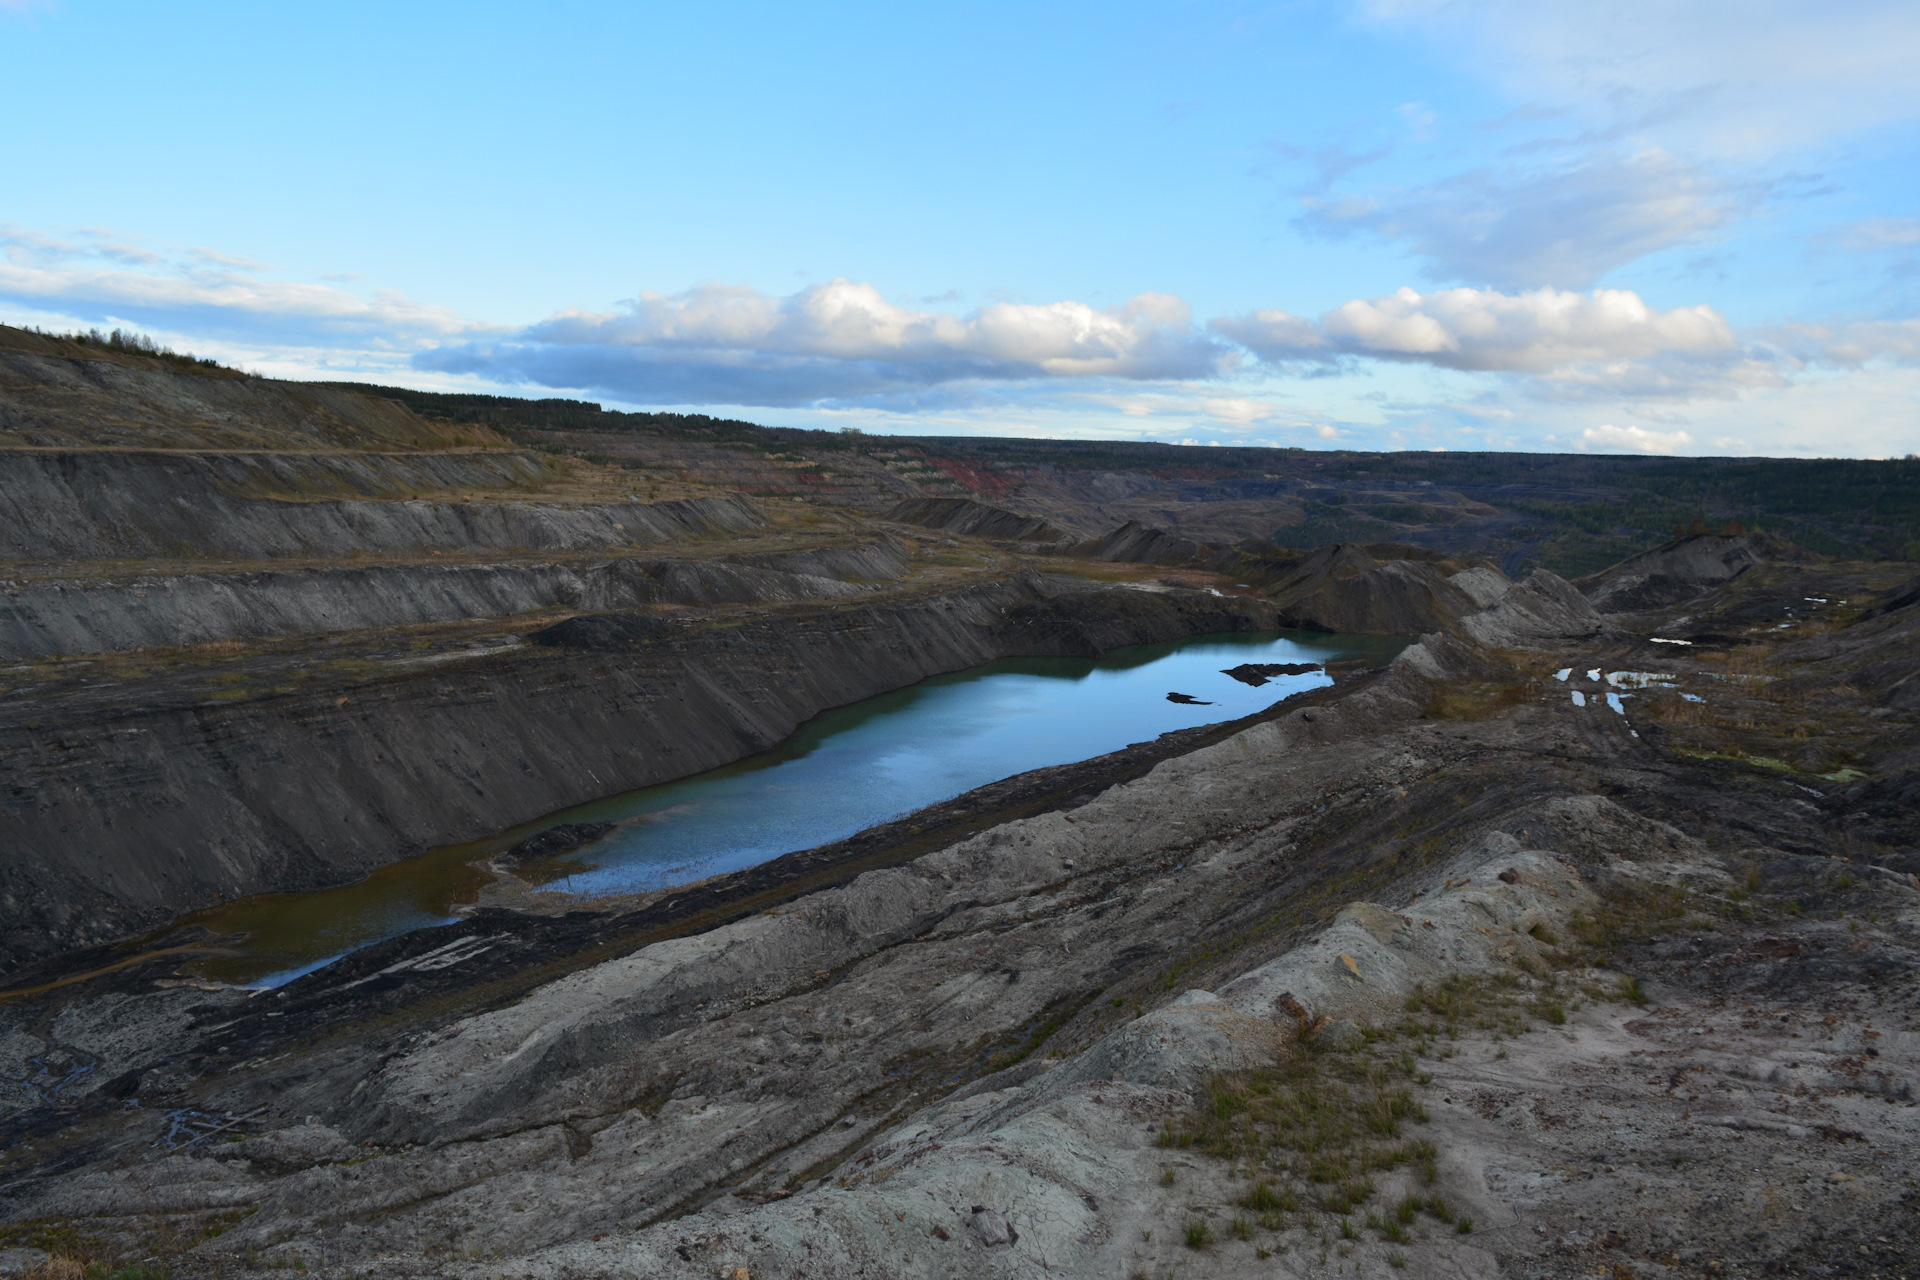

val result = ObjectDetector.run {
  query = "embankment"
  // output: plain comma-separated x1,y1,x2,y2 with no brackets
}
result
0,577,1279,974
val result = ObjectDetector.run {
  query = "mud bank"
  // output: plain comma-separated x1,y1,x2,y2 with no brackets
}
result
0,577,1280,973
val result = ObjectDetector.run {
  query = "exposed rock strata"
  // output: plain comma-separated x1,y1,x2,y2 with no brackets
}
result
0,577,1279,972
0,449,759,562
1579,531,1810,613
884,497,1072,546
4,573,1914,1278
0,537,908,657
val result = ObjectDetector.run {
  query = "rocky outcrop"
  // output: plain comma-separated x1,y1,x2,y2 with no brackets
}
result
1445,564,1512,608
1452,567,1607,647
0,577,1279,973
883,497,1071,545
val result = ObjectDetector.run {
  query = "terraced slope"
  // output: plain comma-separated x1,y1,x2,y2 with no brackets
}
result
2,552,1913,1280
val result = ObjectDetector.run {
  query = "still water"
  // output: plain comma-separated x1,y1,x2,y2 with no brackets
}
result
182,628,1405,987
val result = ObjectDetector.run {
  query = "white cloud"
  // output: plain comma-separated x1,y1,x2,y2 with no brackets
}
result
1358,0,1920,156
0,226,487,341
1299,148,1737,288
417,279,1230,405
1578,423,1696,454
1214,285,1734,372
2,218,1911,459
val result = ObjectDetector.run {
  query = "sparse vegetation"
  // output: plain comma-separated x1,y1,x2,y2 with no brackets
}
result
34,325,225,370
1156,1024,1433,1220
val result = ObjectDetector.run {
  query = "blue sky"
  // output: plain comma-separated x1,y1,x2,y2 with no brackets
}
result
4,1,1918,456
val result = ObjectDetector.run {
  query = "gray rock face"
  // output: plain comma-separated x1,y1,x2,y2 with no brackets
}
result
0,578,1280,971
1446,564,1512,609
1578,531,1807,612
14,617,1914,1279
0,449,760,561
1452,568,1607,647
885,497,1072,546
0,538,908,658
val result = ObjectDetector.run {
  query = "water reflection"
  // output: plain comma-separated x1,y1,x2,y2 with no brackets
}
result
183,628,1404,986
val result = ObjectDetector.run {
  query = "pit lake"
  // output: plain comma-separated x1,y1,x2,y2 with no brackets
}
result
181,627,1406,987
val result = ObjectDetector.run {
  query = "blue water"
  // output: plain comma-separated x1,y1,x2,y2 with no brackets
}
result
189,627,1403,987
531,628,1403,896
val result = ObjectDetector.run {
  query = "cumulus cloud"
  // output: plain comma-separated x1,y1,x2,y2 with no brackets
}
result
415,279,1231,406
1577,423,1696,454
1213,285,1735,373
1300,149,1737,288
0,226,486,342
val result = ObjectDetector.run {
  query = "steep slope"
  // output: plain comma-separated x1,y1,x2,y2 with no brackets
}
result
4,553,1914,1279
883,496,1072,545
0,328,505,451
1578,530,1812,612
0,577,1280,972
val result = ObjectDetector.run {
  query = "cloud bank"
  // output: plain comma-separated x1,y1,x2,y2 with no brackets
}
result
0,226,487,344
3,225,1912,457
1213,285,1735,373
415,279,1230,405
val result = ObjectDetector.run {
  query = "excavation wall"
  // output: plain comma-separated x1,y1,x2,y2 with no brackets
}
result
0,450,761,561
0,539,910,657
0,579,1279,973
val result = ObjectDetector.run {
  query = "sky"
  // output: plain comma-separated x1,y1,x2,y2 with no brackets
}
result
3,1,1918,456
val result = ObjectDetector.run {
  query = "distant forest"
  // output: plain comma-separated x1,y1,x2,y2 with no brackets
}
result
331,382,1920,574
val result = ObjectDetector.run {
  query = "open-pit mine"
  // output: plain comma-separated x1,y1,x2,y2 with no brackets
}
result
1,327,1915,1280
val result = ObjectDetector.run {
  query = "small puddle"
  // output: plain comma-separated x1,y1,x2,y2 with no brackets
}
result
170,629,1407,987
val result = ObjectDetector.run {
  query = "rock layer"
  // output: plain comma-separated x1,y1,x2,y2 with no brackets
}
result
5,569,1914,1279
0,577,1279,972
